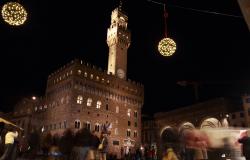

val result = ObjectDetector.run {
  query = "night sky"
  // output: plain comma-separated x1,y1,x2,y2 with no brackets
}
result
0,0,249,114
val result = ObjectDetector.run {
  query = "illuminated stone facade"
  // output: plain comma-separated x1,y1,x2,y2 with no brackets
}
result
142,97,248,157
11,6,144,157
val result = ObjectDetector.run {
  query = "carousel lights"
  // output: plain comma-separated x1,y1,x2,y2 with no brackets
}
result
1,2,27,26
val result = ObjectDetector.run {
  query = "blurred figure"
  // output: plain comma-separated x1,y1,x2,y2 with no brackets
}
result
98,132,108,160
0,127,18,160
238,130,250,160
162,147,179,160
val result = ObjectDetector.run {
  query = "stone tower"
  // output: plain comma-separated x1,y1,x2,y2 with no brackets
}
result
107,5,131,80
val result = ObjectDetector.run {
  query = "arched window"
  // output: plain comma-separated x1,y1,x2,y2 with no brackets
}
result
116,106,119,113
95,123,100,132
134,131,138,138
75,120,81,129
115,128,118,135
84,72,88,77
127,129,131,137
77,95,83,104
85,121,91,130
127,109,131,117
77,70,82,75
96,101,102,109
87,98,92,106
134,111,138,118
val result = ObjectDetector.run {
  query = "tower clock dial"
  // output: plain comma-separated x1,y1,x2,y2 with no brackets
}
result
117,68,125,79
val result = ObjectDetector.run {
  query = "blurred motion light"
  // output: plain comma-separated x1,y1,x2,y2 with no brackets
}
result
158,37,176,56
1,2,27,26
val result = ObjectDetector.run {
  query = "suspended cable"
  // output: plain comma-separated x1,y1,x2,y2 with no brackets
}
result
169,4,243,19
147,0,243,19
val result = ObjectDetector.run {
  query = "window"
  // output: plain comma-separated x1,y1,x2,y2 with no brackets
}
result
87,98,92,106
127,109,131,117
90,74,93,79
116,106,119,113
134,131,138,138
84,72,87,77
240,112,244,118
113,140,119,145
134,111,138,118
85,122,91,130
96,76,99,81
128,121,131,126
96,101,102,109
75,120,81,129
115,128,118,135
127,129,131,137
135,122,137,127
95,123,100,132
246,98,250,103
34,107,38,111
64,120,67,128
77,95,83,104
77,70,82,75
106,104,109,110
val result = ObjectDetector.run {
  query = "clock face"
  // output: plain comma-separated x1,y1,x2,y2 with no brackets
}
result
117,68,125,79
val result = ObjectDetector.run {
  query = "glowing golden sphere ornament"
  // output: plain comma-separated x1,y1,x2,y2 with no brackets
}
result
158,37,176,56
1,2,27,26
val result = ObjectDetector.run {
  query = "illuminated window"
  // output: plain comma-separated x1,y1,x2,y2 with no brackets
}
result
134,131,138,138
85,121,91,130
95,123,100,132
64,120,67,128
78,70,82,75
127,129,131,137
75,120,81,129
116,106,119,113
102,78,105,83
96,76,99,81
97,101,102,109
70,70,73,74
115,128,118,135
127,109,131,117
35,107,38,111
84,72,87,77
90,74,93,79
87,98,92,106
77,95,83,104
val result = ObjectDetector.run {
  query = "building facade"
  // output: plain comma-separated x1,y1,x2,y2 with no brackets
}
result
142,96,250,158
11,6,144,157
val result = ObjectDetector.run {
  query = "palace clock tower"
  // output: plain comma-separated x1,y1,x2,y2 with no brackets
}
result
107,5,131,79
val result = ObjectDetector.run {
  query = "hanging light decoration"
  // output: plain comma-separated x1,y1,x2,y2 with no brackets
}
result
158,3,176,56
1,2,27,26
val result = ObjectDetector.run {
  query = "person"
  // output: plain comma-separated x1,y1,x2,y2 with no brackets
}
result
98,132,108,160
162,147,179,160
0,127,19,160
88,131,100,160
238,130,250,160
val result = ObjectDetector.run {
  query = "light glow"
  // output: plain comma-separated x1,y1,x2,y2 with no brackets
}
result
158,37,176,56
2,2,27,26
